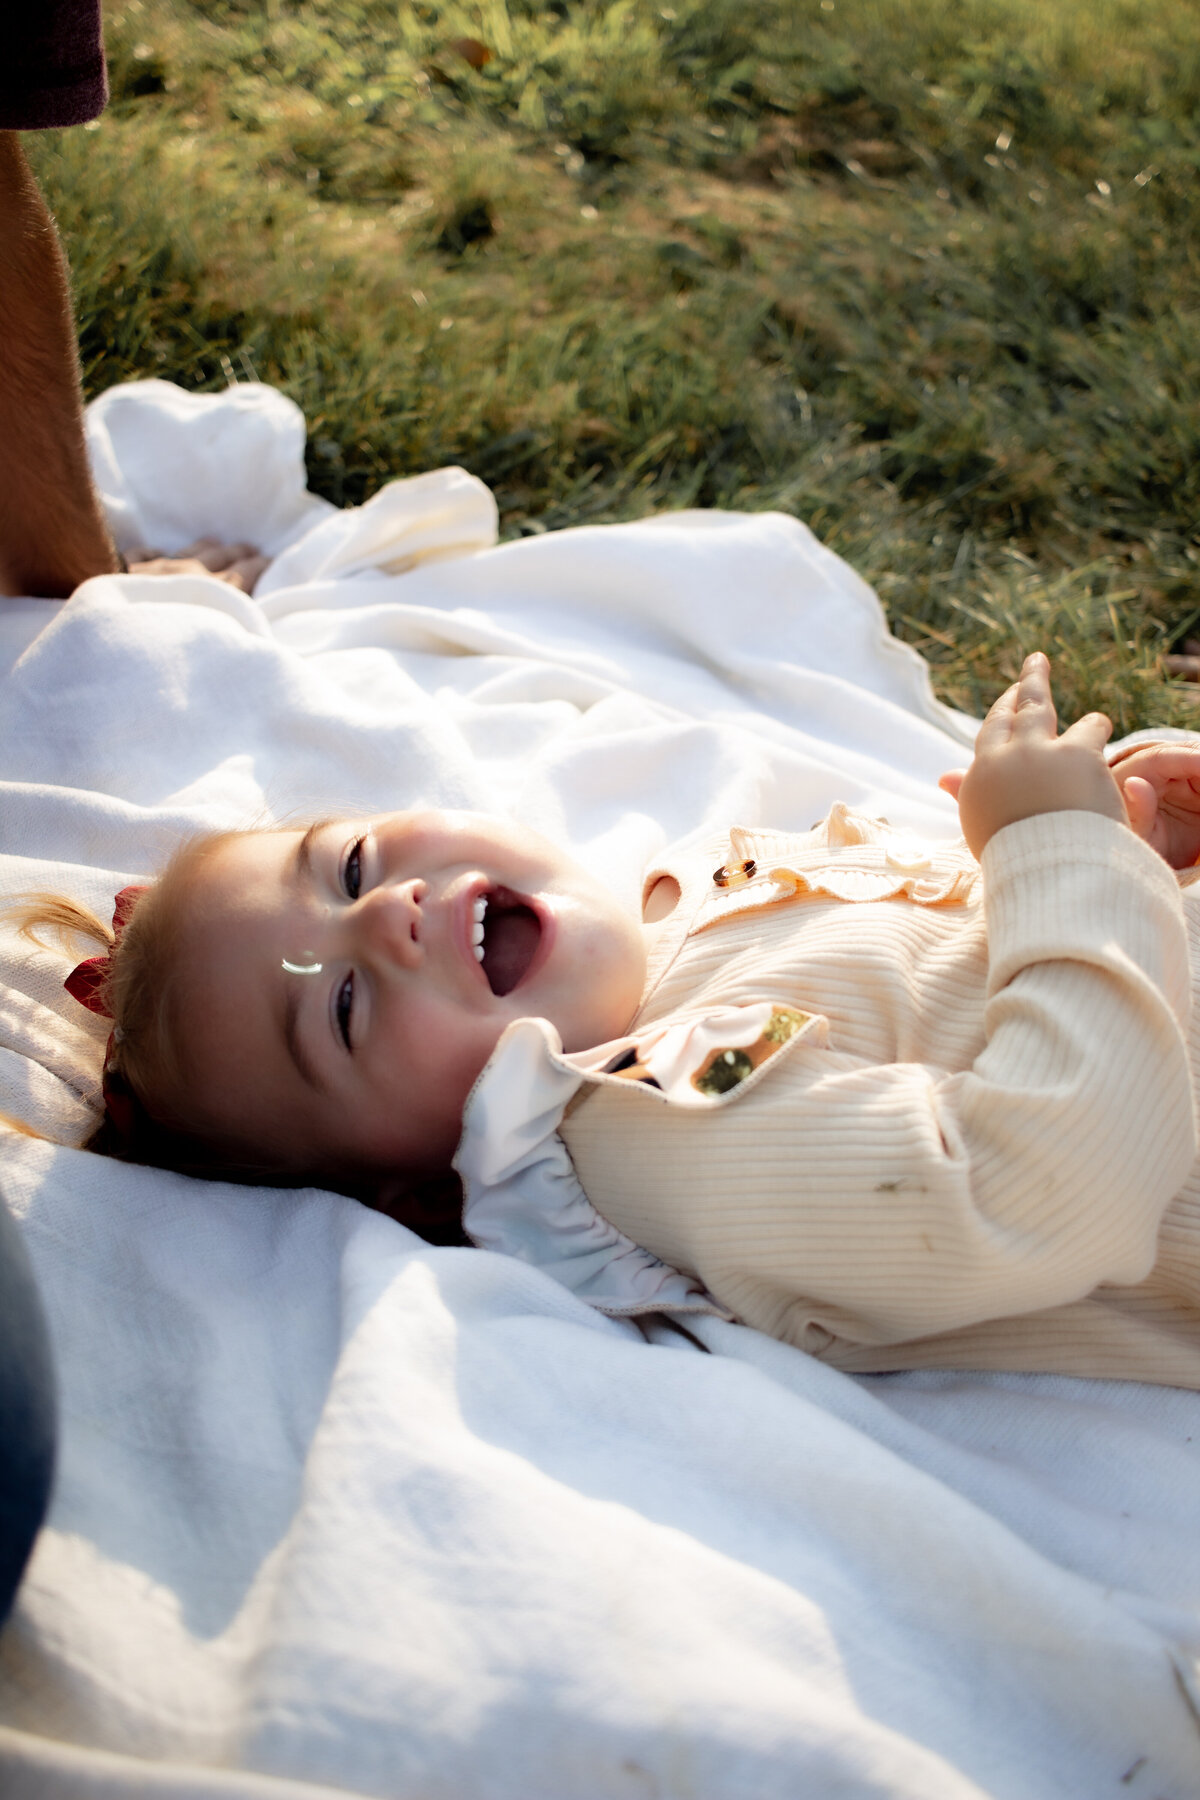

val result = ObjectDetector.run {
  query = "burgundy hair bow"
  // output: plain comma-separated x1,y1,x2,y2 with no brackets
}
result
64,886,149,1145
64,886,147,1017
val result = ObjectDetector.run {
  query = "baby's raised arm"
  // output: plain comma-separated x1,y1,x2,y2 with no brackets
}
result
941,653,1126,859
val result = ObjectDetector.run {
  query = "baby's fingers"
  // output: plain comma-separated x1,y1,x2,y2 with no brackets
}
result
975,653,1056,751
1058,710,1113,752
973,679,1021,750
1121,774,1158,842
1011,651,1059,737
1110,742,1200,785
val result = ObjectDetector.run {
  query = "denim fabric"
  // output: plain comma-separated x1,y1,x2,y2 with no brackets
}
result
0,1202,56,1626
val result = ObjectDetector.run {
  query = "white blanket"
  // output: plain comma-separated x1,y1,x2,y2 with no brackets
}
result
0,381,1196,1799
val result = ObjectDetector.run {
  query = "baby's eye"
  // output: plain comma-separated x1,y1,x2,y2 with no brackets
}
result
342,835,366,901
336,973,354,1051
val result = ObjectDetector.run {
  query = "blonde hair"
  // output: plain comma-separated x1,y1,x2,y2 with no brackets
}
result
14,832,250,1168
10,837,466,1243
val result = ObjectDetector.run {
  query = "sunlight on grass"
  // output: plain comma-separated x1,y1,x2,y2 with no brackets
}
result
29,0,1200,727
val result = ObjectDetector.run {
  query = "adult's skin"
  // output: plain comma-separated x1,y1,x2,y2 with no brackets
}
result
0,136,269,597
0,129,119,598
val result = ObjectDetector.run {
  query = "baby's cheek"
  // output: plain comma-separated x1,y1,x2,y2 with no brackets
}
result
464,1016,509,1086
397,1002,498,1110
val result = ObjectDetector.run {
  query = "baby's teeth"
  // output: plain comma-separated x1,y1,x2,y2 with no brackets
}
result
472,921,485,946
473,942,485,961
473,896,487,923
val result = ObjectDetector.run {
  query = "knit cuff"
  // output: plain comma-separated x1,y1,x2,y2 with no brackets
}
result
980,811,1188,1007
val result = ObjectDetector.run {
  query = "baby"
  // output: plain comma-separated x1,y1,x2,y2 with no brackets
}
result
35,654,1200,1385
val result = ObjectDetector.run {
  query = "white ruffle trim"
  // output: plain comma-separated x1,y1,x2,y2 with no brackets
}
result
454,1018,731,1318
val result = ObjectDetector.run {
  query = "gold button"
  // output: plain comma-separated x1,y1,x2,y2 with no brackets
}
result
712,857,757,888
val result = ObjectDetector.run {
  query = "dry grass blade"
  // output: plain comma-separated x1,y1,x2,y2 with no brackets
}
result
32,0,1200,728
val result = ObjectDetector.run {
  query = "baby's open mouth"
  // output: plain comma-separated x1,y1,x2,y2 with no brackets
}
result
473,887,541,996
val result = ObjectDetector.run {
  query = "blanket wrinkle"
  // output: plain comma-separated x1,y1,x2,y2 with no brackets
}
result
0,379,1195,1800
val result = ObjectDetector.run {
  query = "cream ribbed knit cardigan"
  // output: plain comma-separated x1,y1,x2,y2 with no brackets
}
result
560,810,1200,1388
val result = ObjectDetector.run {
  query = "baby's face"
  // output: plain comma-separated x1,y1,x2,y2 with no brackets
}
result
170,811,647,1180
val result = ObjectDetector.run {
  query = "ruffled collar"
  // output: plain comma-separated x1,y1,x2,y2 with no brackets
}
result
454,999,827,1319
454,1016,732,1318
453,807,977,1318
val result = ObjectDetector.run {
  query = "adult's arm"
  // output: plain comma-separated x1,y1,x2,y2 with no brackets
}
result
0,131,118,598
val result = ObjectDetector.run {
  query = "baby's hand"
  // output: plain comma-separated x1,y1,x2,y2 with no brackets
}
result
124,537,269,596
1110,740,1200,870
938,652,1125,859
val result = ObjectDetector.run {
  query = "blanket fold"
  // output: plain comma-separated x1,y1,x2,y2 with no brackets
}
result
0,380,1195,1800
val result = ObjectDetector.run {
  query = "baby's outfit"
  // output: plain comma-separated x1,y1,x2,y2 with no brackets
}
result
455,806,1200,1388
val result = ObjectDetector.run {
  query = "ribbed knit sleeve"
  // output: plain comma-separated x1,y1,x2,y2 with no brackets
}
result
562,813,1197,1349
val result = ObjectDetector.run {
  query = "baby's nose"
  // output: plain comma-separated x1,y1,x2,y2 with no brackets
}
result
357,880,425,966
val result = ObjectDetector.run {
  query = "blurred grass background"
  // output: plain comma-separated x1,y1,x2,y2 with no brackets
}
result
27,0,1200,726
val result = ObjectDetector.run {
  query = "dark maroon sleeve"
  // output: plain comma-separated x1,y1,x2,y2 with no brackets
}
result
0,1,108,131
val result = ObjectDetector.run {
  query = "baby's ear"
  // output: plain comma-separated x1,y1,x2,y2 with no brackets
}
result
361,1167,467,1246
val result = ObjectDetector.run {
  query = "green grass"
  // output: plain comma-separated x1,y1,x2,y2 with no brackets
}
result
28,0,1200,728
